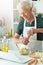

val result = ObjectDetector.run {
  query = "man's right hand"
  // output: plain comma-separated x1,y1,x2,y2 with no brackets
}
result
21,37,29,45
27,28,36,36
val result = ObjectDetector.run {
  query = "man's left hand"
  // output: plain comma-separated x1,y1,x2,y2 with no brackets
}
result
27,28,37,36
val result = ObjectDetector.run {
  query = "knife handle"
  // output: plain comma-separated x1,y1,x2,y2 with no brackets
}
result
27,59,38,65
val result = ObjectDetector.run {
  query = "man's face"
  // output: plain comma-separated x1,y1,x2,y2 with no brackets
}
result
19,7,34,23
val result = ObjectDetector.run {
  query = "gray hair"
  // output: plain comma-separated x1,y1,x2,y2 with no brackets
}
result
17,1,32,11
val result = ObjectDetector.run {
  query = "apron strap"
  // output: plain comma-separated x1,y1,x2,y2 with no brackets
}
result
24,19,26,29
23,17,36,37
34,16,36,29
22,19,26,37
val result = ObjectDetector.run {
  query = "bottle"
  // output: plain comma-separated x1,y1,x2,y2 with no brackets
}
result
1,36,8,52
7,28,12,37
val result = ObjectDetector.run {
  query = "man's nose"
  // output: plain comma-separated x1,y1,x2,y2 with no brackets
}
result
25,13,28,16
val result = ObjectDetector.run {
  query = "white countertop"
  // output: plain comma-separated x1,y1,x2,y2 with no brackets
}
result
0,50,27,65
0,38,43,65
0,50,43,65
0,59,26,65
0,59,43,65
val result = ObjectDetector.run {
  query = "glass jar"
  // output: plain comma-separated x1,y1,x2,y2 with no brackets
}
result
1,36,8,52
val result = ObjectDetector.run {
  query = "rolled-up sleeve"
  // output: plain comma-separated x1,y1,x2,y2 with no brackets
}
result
16,17,24,35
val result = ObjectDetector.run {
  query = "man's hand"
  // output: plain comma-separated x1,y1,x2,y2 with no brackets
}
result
21,29,37,45
27,28,37,36
22,37,29,45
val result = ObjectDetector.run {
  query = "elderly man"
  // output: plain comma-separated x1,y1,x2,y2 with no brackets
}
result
14,1,43,51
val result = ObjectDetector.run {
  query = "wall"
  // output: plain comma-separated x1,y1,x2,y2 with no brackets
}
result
33,1,43,13
0,0,13,37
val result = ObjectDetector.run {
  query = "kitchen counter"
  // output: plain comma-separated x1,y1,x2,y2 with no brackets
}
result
0,38,43,65
0,50,27,65
0,58,43,65
0,59,26,65
0,50,43,65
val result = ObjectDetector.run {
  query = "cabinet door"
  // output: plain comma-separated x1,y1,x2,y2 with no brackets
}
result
13,0,20,8
33,2,43,13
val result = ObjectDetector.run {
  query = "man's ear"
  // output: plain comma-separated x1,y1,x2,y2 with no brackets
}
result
30,7,34,12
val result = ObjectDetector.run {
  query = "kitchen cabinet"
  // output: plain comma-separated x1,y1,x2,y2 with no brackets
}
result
0,0,13,38
33,1,43,13
13,0,20,34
